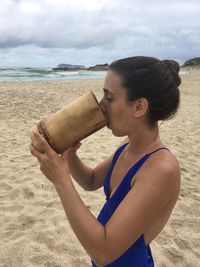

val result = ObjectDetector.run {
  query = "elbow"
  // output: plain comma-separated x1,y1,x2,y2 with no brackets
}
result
91,234,117,266
92,250,115,267
84,170,96,191
92,254,110,267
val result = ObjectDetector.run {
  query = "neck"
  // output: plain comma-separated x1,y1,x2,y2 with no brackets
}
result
127,123,161,155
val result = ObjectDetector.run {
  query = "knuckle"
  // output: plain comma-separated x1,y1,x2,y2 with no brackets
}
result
48,150,54,158
42,157,48,165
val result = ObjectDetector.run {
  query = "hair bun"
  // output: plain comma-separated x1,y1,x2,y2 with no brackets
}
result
162,60,181,86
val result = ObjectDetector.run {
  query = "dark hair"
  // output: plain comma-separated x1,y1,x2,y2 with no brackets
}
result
109,56,181,125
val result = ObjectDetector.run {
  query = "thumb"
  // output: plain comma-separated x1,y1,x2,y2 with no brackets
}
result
61,142,81,159
73,141,81,150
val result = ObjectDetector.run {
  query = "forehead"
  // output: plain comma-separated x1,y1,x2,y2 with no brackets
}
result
103,71,125,96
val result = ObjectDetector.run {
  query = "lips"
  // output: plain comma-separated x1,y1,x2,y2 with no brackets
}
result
102,112,109,127
106,120,111,129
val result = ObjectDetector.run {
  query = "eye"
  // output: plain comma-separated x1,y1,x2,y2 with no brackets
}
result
105,96,113,102
102,89,114,103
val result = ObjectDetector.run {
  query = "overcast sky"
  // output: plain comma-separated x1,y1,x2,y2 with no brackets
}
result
0,0,199,67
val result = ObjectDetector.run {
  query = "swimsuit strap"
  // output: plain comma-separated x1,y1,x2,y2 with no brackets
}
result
147,147,170,156
131,147,170,172
104,143,128,199
111,143,128,166
125,147,170,185
104,145,170,200
112,145,169,172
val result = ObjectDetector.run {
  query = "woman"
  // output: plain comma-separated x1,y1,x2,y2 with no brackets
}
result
30,56,181,267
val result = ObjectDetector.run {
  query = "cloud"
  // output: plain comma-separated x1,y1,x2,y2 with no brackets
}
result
0,0,115,49
0,0,199,66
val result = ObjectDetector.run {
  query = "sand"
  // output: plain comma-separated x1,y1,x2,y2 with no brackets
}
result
0,71,200,267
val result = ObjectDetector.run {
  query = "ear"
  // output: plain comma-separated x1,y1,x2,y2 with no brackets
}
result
133,98,149,118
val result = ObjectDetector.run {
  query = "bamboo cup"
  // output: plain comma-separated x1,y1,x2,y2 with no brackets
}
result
29,92,107,153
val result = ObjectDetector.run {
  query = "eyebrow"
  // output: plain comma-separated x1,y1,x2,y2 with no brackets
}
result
103,88,114,95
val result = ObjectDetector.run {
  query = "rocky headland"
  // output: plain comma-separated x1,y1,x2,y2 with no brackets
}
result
53,58,200,72
52,63,109,71
182,57,200,69
52,64,85,71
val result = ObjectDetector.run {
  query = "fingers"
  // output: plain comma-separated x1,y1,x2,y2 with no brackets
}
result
73,141,81,149
30,129,59,168
30,144,46,162
32,130,52,154
61,142,81,159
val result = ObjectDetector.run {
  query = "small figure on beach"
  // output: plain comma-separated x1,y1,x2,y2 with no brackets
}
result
30,56,181,267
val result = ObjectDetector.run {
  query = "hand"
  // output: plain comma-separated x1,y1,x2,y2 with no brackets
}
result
62,141,81,159
30,130,71,188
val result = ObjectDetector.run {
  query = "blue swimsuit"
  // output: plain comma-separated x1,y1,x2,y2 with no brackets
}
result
92,143,169,267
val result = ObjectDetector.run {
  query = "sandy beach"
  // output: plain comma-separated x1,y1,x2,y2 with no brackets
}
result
0,71,200,267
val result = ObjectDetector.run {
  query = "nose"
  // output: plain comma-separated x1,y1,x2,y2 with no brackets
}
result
99,97,106,113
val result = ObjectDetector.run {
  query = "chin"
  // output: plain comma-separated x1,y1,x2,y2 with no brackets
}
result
107,122,126,137
111,128,125,137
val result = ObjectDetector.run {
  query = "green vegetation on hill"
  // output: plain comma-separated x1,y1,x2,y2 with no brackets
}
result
182,57,200,67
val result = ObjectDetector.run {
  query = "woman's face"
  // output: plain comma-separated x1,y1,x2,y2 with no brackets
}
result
100,71,135,137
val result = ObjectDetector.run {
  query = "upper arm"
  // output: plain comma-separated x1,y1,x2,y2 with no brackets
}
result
91,154,114,190
102,159,180,263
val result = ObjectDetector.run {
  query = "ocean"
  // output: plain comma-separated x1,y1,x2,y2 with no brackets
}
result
0,67,107,82
0,67,188,82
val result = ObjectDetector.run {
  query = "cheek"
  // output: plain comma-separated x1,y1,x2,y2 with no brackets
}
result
107,99,128,121
110,108,126,128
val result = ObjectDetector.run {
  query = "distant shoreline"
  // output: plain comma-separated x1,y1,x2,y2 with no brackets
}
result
0,66,199,83
0,68,107,82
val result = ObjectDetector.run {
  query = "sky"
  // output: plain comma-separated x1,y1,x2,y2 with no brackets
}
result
0,0,200,67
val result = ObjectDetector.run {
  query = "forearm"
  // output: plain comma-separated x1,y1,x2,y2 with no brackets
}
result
55,179,107,266
66,152,94,191
30,130,107,265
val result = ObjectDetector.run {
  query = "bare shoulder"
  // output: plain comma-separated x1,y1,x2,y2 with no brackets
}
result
150,148,179,169
135,149,181,198
150,149,180,179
